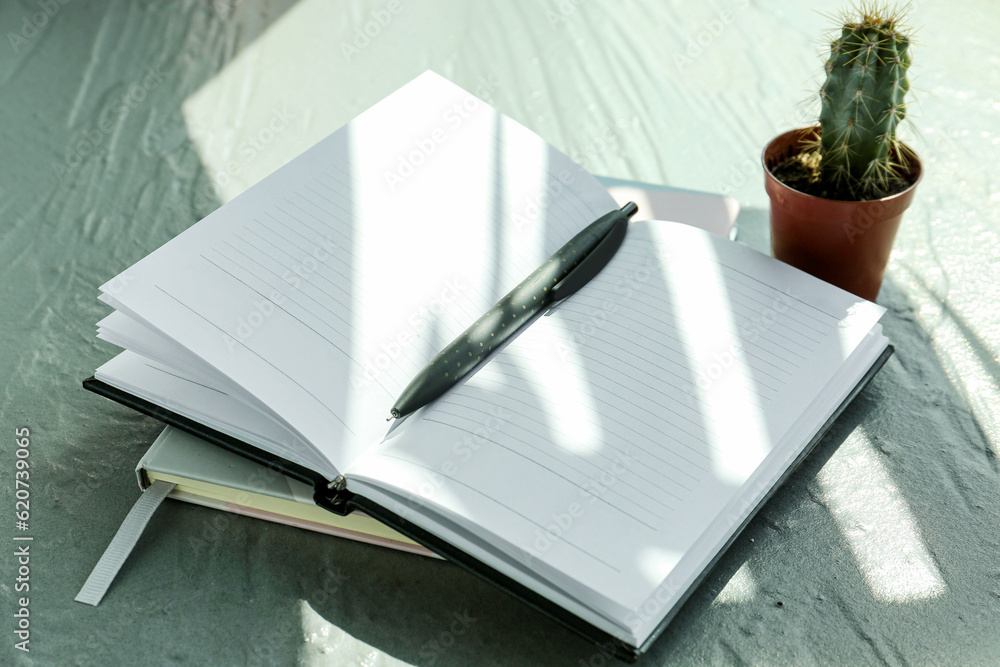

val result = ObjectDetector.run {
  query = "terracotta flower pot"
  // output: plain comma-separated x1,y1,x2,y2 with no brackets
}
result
762,127,922,301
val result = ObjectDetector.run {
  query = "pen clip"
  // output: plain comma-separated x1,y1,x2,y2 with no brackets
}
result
549,204,633,303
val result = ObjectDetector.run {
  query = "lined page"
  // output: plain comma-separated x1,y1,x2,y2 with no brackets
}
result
347,219,886,617
96,352,329,476
97,72,617,473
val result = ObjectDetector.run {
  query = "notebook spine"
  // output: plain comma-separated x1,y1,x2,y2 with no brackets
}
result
318,489,640,662
82,377,331,491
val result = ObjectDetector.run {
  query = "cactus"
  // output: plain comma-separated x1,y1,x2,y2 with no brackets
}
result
817,3,913,199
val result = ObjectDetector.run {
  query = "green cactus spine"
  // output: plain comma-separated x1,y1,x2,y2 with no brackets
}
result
819,5,912,199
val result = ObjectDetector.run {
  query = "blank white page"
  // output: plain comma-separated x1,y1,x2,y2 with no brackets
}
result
98,72,618,474
347,219,886,623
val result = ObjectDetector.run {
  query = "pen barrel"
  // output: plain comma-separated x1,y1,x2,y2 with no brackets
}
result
391,204,634,419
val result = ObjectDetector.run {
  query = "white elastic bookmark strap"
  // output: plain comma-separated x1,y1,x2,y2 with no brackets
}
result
75,480,176,606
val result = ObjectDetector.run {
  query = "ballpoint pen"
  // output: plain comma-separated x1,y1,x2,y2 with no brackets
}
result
388,201,638,421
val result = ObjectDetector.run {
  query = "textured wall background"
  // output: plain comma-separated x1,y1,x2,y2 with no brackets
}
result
0,0,997,664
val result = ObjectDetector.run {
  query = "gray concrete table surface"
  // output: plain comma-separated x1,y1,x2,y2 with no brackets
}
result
1,0,998,665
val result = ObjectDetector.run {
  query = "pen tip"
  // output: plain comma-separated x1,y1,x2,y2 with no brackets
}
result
386,414,394,422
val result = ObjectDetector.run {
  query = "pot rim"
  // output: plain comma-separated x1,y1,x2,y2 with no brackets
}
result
762,125,923,205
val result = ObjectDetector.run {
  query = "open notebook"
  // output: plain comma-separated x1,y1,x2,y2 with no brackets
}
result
85,72,891,659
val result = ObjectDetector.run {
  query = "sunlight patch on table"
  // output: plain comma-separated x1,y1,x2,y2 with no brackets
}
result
299,600,414,666
898,268,1000,456
713,562,758,605
817,430,946,603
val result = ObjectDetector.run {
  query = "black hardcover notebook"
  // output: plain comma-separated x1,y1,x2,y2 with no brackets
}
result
84,72,893,661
